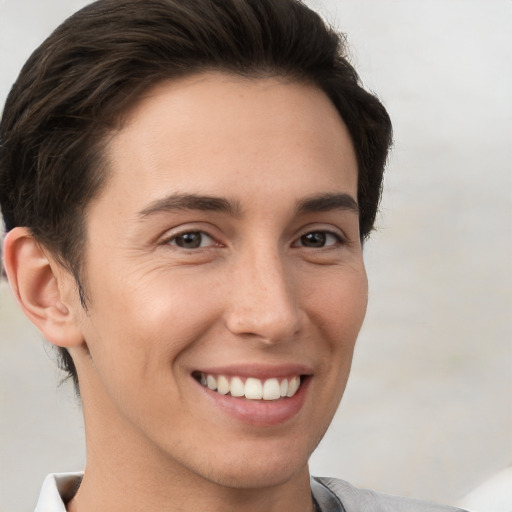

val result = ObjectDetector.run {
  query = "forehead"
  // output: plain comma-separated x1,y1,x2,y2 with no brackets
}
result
98,72,358,216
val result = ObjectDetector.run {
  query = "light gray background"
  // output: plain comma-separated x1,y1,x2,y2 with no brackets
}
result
1,1,511,511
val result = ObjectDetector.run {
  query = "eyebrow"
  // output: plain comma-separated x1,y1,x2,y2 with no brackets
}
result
137,193,242,218
137,191,358,219
296,193,359,215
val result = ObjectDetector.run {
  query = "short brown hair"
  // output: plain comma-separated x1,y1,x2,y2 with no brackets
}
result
0,0,392,391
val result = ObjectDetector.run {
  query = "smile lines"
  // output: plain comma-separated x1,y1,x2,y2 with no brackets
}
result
194,372,301,400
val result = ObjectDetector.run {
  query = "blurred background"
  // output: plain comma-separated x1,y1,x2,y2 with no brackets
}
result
1,1,511,511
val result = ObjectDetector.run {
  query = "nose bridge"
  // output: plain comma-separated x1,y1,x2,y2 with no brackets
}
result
225,242,301,343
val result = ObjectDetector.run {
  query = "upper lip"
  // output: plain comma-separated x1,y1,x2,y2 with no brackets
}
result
192,363,314,380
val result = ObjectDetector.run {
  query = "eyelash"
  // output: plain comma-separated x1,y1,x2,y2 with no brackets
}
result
293,230,345,249
164,229,346,250
165,230,218,250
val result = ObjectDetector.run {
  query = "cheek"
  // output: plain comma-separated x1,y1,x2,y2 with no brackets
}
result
301,267,368,445
306,263,368,344
80,268,224,386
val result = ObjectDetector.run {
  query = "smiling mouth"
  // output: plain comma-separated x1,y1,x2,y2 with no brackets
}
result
193,372,302,400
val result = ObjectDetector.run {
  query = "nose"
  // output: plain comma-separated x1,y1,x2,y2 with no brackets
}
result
224,248,302,344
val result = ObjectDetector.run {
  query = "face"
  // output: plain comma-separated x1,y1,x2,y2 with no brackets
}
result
71,72,367,490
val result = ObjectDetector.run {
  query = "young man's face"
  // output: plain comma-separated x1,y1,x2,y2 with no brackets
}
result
70,72,367,489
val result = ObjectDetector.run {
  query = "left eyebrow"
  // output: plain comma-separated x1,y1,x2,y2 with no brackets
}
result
137,193,242,219
296,193,359,215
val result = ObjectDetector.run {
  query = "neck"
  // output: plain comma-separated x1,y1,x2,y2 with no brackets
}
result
67,467,314,512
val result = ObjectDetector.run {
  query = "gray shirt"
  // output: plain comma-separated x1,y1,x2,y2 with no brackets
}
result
312,477,469,512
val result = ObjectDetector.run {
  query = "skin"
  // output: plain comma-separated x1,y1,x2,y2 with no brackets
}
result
4,72,367,512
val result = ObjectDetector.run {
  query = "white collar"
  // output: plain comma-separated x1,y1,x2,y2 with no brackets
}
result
34,473,83,512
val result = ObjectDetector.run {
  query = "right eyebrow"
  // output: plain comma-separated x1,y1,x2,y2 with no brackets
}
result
296,192,359,215
136,193,243,219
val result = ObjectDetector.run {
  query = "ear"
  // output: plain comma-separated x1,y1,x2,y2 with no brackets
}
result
2,227,85,348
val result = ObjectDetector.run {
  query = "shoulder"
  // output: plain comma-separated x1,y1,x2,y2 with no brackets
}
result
312,476,470,512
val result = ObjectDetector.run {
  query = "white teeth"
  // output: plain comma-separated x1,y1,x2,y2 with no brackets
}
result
217,375,230,395
263,378,281,400
198,373,302,400
244,378,263,399
286,376,300,397
206,375,217,390
280,379,288,397
230,376,245,397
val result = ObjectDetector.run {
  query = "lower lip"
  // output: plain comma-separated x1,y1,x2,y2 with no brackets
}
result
195,377,310,427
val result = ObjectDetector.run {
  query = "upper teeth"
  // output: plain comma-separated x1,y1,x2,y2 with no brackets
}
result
198,373,301,400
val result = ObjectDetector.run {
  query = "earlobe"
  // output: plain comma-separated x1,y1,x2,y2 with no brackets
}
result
2,227,84,348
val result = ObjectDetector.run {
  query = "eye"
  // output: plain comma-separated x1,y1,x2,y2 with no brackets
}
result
295,230,342,248
168,231,216,249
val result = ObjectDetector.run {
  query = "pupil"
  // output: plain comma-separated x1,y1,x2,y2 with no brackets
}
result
177,232,201,248
302,232,326,247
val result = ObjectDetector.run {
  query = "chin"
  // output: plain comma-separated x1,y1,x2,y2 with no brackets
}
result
187,436,316,491
206,458,309,491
